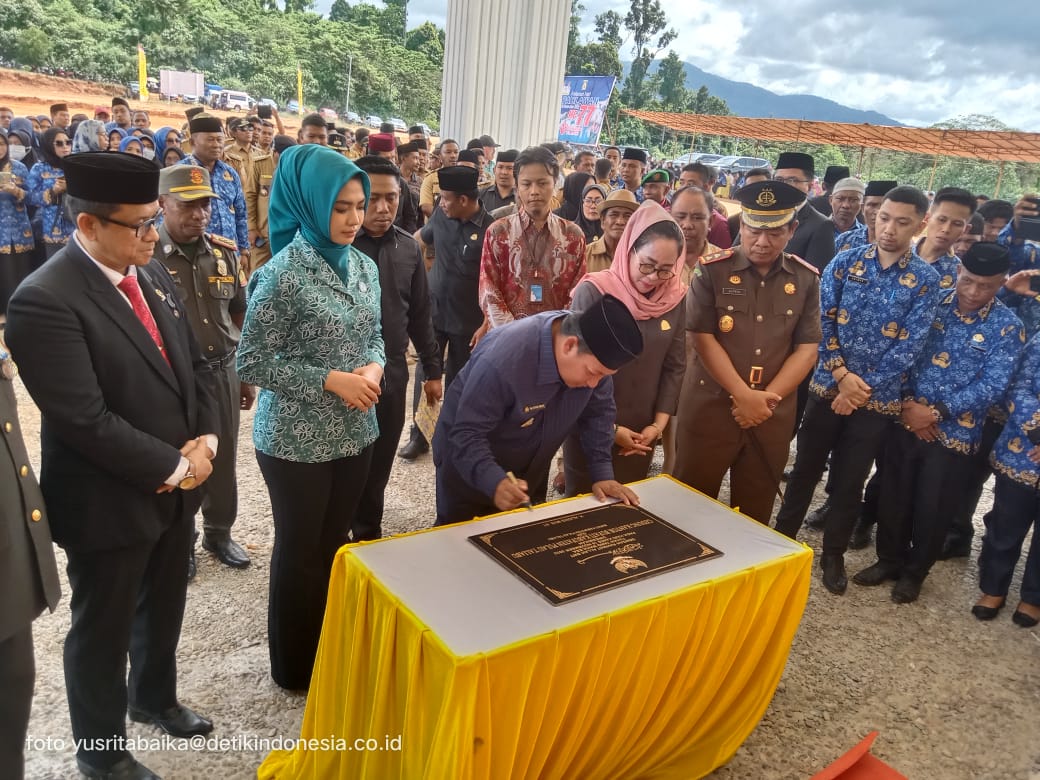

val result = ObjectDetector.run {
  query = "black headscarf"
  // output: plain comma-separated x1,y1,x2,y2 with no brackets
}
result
554,171,594,222
575,182,607,242
39,127,69,170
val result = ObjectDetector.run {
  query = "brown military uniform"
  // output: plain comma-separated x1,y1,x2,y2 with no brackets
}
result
154,227,246,540
245,153,276,272
223,142,255,193
673,247,823,522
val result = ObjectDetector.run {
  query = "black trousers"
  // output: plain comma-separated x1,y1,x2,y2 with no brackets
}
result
945,415,1004,547
64,509,192,768
979,474,1040,603
200,359,240,540
354,386,406,541
774,396,891,555
0,625,34,780
875,427,971,581
256,447,373,690
408,330,471,444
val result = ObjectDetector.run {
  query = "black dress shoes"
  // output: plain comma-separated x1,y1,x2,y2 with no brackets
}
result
848,519,874,551
853,561,900,587
397,437,429,461
1012,608,1040,628
805,500,831,531
937,539,972,560
891,575,922,604
128,704,213,738
77,756,160,779
819,554,847,595
971,597,1005,621
202,536,251,569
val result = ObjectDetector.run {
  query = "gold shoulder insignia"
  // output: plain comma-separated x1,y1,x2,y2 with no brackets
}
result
207,233,238,252
785,253,820,276
701,248,735,265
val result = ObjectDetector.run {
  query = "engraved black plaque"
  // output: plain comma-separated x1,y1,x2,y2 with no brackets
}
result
469,503,723,604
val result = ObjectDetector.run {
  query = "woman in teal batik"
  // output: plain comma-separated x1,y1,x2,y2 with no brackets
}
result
237,145,385,690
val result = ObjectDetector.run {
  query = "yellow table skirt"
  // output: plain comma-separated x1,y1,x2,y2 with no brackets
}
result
259,501,811,779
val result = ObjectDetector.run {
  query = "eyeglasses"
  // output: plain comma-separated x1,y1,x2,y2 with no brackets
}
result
774,176,809,185
54,140,71,147
96,210,163,238
582,198,603,206
638,262,675,280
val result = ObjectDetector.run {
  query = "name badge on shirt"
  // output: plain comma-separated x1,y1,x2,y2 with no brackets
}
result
722,287,745,296
523,403,546,413
847,275,869,285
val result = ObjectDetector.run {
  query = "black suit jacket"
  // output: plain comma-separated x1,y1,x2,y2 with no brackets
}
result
6,241,220,552
787,202,838,272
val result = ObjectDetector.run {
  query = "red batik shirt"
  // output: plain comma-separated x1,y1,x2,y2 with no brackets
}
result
479,210,587,327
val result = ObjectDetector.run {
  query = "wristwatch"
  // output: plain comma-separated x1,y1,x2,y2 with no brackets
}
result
179,463,197,490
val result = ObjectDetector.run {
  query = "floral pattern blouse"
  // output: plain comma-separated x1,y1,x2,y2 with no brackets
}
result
0,160,33,254
237,232,385,463
26,161,74,245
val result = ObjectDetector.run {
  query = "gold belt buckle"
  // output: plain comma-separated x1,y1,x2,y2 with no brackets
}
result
749,366,764,387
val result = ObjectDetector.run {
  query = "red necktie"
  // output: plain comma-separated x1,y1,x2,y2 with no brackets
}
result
117,274,170,366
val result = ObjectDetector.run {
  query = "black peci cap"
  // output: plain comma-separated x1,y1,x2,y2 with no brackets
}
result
64,152,159,204
775,152,815,177
621,147,648,164
823,165,850,186
578,294,643,370
437,165,479,193
961,242,1010,276
496,149,519,164
865,180,898,197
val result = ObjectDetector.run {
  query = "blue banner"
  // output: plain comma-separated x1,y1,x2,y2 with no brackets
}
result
558,75,616,147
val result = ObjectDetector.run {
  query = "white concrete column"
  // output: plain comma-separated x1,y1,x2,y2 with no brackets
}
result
440,0,570,151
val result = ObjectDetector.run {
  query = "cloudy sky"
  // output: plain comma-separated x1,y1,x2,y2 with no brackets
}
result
387,0,1040,131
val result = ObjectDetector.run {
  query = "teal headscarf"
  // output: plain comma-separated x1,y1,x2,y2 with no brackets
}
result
269,144,370,279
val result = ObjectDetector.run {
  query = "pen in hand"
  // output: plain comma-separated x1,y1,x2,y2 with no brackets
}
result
506,470,533,512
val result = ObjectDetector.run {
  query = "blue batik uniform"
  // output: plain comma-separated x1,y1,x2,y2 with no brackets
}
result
915,239,960,292
991,334,1040,488
834,222,868,254
26,162,74,246
432,311,616,525
812,243,943,415
905,292,1025,455
995,221,1040,336
0,160,33,254
179,156,248,251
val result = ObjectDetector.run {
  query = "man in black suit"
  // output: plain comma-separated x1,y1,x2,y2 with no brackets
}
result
0,346,61,780
774,152,838,271
6,152,220,780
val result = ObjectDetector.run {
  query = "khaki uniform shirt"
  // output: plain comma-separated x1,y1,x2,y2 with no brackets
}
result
154,226,247,359
223,142,255,193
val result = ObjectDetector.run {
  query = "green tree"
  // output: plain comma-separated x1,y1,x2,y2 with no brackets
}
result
657,50,688,111
594,10,623,49
620,0,675,109
14,28,52,67
405,21,443,63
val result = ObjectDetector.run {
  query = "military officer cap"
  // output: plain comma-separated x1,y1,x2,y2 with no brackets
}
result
437,165,479,193
621,147,648,164
368,133,396,152
189,115,223,135
641,168,672,186
775,151,815,176
736,180,806,229
408,125,425,136
832,177,865,195
823,165,850,186
159,165,220,202
496,149,519,164
961,242,1010,276
865,180,898,197
327,132,347,149
185,106,205,121
112,96,130,110
226,117,246,131
577,293,644,370
64,152,158,204
457,149,481,166
51,103,68,114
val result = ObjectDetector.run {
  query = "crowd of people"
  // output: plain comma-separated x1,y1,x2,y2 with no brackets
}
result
2,95,1040,780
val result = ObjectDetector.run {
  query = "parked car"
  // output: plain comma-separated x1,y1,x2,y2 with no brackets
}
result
286,99,301,114
389,117,407,132
713,155,770,173
365,114,383,128
671,151,717,167
319,107,338,122
258,98,278,109
342,110,361,123
221,90,253,111
414,122,434,137
181,94,198,105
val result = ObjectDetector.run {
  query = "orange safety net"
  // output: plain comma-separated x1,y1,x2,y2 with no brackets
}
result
622,110,1040,163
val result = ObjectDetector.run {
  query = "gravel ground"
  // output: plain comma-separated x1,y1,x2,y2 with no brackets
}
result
16,374,1040,780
